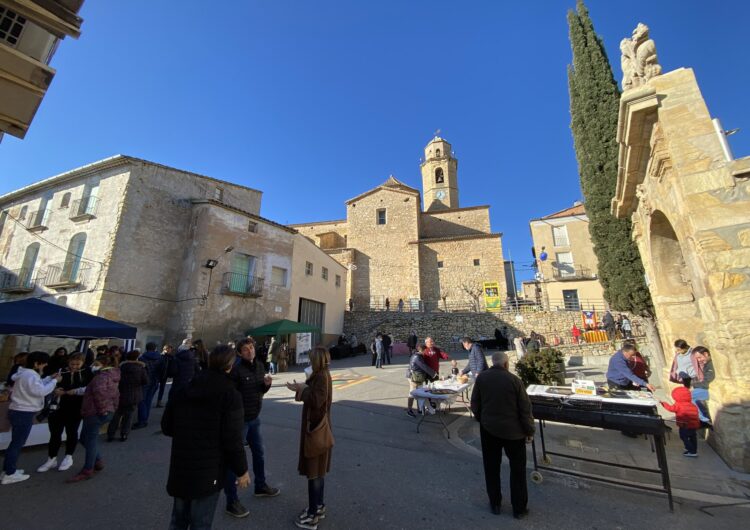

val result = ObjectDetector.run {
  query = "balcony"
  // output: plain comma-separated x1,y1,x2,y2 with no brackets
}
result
44,261,91,290
222,272,264,298
70,196,98,221
552,265,597,281
0,268,40,294
27,209,50,232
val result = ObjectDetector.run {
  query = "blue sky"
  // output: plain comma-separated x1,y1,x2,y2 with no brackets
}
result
1,1,748,285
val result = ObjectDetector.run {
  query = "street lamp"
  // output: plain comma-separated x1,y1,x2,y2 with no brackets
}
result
200,246,235,335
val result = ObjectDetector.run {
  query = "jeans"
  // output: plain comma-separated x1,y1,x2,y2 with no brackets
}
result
385,347,392,365
3,410,35,475
225,417,266,504
137,381,160,424
480,427,528,514
375,353,382,368
157,374,169,403
48,406,82,458
679,427,698,454
691,388,711,423
169,492,219,530
107,405,136,438
307,477,325,516
80,413,112,470
268,362,276,375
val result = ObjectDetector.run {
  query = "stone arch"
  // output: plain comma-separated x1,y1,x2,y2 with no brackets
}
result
435,167,444,184
649,210,692,299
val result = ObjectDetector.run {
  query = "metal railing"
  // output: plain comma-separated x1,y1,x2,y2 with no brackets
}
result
0,267,39,293
222,272,264,297
44,261,91,288
353,296,611,314
70,196,99,220
551,265,596,281
27,208,49,230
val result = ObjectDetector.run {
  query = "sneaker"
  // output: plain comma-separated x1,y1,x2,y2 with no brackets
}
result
406,409,416,418
1,472,30,485
37,457,58,473
94,459,104,471
298,505,326,520
294,513,319,530
513,508,530,520
684,452,698,458
120,435,128,442
225,500,249,518
58,455,74,471
254,484,281,497
66,469,94,483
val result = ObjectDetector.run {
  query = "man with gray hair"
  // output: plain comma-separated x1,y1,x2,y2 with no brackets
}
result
471,350,534,519
460,337,488,376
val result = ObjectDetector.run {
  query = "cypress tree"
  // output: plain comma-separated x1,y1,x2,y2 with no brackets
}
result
567,0,654,317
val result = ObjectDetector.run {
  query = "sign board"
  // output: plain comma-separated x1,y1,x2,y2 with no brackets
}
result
482,281,502,311
296,332,312,364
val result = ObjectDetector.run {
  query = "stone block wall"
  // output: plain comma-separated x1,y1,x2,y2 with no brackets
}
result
420,206,491,238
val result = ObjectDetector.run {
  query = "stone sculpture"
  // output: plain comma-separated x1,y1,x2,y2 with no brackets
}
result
620,23,662,90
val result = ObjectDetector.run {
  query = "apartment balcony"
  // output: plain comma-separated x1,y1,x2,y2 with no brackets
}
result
70,196,98,221
27,209,50,232
552,265,597,281
44,261,90,289
0,268,39,294
222,272,263,298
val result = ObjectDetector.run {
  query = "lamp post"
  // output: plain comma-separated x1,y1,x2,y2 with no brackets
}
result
199,246,234,337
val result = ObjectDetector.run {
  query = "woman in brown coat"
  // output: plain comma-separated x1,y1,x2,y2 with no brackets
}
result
286,347,333,530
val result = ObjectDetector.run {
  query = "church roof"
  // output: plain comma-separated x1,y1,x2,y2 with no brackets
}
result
536,203,587,221
345,175,420,204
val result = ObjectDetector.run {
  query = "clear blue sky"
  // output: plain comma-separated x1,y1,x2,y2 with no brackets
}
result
1,1,748,286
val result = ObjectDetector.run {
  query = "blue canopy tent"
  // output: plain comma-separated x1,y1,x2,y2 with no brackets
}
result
0,298,137,339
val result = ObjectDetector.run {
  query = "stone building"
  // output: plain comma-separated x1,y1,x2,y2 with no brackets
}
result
0,155,346,372
0,1,85,140
529,202,606,311
613,66,750,471
290,136,506,311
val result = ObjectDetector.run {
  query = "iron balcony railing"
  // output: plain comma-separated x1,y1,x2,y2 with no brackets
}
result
551,265,596,281
27,208,50,231
70,196,99,220
222,272,264,297
0,267,39,293
44,261,91,289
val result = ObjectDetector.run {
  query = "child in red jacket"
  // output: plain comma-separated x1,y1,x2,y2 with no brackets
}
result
661,384,700,457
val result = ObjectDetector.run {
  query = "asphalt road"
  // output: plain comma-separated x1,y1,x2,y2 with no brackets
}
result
2,353,745,529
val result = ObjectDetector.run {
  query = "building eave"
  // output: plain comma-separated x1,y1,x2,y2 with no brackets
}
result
192,199,298,235
421,205,490,216
288,219,347,228
345,185,419,205
408,233,502,245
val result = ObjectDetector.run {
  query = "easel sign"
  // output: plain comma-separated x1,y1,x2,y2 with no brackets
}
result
296,332,312,364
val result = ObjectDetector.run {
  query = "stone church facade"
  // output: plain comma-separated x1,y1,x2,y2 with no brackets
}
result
613,66,750,471
291,136,506,311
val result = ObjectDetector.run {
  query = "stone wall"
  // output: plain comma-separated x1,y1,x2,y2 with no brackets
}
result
420,206,491,238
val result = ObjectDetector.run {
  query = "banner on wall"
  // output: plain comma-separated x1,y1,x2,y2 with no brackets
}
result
581,310,598,329
296,332,312,364
482,281,502,311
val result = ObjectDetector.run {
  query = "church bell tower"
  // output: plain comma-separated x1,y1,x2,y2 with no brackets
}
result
420,136,459,211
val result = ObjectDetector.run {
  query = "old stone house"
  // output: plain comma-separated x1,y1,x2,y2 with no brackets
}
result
0,155,346,371
291,136,506,311
529,202,607,311
613,66,750,471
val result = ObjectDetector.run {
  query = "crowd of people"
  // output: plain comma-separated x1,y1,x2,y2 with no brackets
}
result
1,337,334,530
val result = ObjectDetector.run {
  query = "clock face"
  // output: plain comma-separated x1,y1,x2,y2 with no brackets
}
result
436,190,446,200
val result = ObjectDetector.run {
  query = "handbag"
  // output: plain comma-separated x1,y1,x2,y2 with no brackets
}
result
304,413,334,458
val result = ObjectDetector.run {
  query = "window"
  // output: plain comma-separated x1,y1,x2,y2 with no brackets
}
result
0,8,26,47
556,252,575,277
305,261,313,276
437,261,444,268
376,209,386,225
214,187,224,201
436,148,441,157
473,259,480,266
552,225,569,247
248,221,258,233
335,274,341,287
19,205,27,220
322,267,328,281
61,192,71,209
20,242,40,287
435,167,444,183
229,253,257,293
62,233,87,282
271,266,288,287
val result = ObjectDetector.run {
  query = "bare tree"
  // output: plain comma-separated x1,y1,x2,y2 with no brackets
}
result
440,288,449,312
460,283,484,312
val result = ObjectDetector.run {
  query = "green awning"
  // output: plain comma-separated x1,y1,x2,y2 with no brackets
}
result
246,319,320,337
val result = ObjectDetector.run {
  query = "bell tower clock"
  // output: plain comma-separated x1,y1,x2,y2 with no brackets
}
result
420,135,459,211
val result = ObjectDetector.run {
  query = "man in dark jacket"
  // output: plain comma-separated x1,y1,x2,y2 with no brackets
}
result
407,331,418,353
133,342,164,429
460,337,489,376
471,351,534,519
169,340,199,401
382,332,392,365
224,337,280,519
162,345,250,530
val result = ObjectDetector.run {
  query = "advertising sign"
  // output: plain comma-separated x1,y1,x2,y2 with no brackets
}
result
482,281,502,311
296,332,312,364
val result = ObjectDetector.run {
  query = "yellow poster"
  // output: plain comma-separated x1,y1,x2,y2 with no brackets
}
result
483,281,502,311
